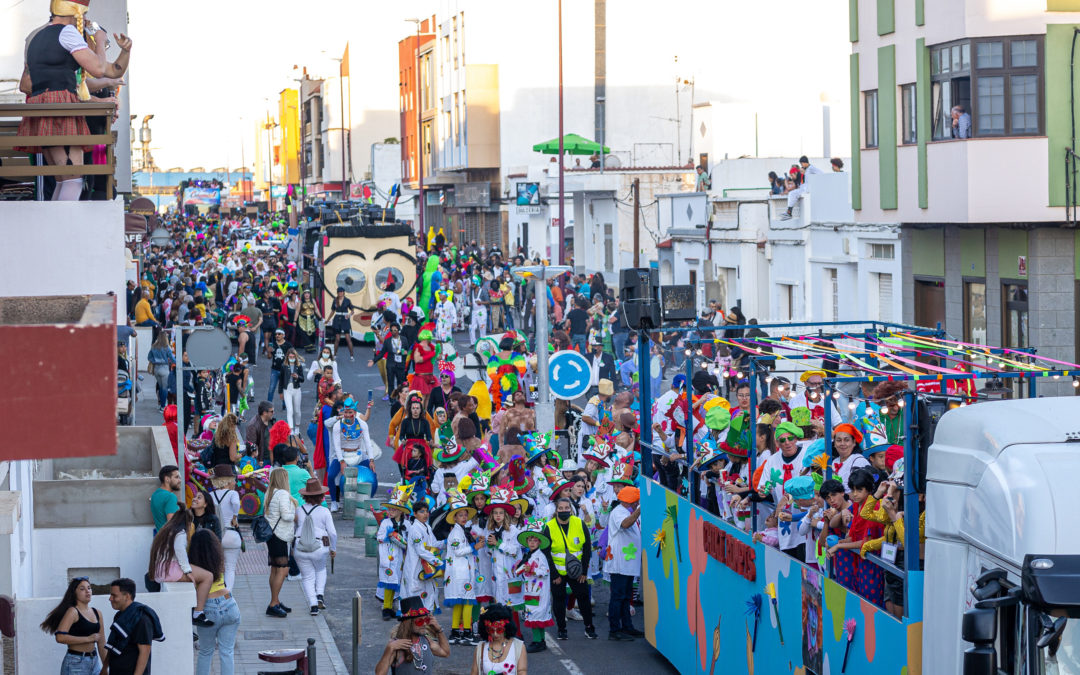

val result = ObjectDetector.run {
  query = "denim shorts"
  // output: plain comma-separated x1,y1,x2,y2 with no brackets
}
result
60,650,101,675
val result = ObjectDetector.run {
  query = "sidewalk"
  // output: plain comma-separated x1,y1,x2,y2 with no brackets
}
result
199,549,349,674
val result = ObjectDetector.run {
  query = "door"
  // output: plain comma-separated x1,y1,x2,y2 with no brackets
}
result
914,279,946,329
1002,282,1028,349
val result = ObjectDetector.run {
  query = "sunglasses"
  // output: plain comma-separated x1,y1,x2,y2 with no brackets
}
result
413,616,431,627
778,435,798,443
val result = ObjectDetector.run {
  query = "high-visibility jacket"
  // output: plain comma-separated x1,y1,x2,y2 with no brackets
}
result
547,517,586,575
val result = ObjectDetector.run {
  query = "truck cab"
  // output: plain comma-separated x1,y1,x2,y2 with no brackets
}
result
924,397,1080,674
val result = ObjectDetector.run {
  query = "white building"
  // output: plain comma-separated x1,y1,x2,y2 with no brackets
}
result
655,169,900,324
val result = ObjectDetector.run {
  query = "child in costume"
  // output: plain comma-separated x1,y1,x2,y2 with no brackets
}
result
434,290,457,343
461,471,495,606
516,517,554,653
443,489,481,645
485,486,523,613
377,484,414,620
402,500,444,615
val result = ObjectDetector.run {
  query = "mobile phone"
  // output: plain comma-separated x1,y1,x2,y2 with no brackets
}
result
367,390,374,405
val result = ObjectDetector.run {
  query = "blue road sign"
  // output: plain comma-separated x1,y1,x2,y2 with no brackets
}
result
549,349,592,400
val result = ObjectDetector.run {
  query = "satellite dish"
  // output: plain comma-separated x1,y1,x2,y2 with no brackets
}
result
603,154,621,168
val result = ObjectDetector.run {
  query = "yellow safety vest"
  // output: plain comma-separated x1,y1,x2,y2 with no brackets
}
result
547,517,586,575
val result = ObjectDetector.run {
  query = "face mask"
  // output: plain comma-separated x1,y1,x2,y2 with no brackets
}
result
557,511,571,521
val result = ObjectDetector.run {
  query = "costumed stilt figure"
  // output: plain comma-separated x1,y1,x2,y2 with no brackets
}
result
486,335,527,413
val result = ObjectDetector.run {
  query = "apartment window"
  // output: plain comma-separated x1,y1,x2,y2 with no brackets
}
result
963,281,987,345
826,269,839,321
864,90,879,148
1003,282,1029,349
872,273,893,321
778,284,794,321
453,92,460,141
869,243,895,260
931,36,1042,139
901,84,917,144
603,223,613,271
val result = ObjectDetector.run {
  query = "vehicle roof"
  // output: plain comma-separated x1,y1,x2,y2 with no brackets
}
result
928,397,1080,564
927,397,1080,486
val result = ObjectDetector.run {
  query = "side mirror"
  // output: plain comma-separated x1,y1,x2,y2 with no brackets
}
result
962,608,997,675
1036,614,1068,655
962,607,997,643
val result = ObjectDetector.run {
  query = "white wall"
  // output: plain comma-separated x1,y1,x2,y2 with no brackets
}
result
17,586,195,675
33,526,153,598
0,200,127,317
0,461,36,601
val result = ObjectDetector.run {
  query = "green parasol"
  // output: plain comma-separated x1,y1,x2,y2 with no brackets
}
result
531,133,610,156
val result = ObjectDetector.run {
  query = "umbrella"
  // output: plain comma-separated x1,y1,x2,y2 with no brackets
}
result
531,133,610,156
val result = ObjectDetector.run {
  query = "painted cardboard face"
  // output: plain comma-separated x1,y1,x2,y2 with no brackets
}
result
321,225,417,334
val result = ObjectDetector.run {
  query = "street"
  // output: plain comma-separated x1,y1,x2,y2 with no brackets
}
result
139,328,677,674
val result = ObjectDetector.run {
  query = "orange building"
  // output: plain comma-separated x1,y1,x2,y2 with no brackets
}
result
398,16,435,190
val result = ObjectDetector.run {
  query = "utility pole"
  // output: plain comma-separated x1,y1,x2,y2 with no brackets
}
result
632,178,640,267
557,0,565,266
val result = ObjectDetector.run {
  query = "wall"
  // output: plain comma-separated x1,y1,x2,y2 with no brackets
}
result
640,480,919,675
0,200,127,316
0,461,36,600
17,587,195,674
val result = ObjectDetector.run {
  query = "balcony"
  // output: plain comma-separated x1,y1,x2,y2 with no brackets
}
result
0,102,117,200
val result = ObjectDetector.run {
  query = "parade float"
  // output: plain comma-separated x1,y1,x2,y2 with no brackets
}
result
636,320,1080,674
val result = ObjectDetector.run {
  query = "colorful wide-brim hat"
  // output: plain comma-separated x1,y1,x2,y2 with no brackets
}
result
434,437,468,464
582,434,615,467
460,469,492,500
381,482,415,514
549,477,576,501
443,488,478,524
483,484,519,516
720,411,751,458
608,454,637,487
521,431,555,467
516,515,551,548
694,436,725,469
398,596,430,620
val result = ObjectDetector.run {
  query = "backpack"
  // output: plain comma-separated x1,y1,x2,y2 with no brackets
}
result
297,505,322,552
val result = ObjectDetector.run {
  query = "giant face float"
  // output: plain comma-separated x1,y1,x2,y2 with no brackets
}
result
321,224,417,337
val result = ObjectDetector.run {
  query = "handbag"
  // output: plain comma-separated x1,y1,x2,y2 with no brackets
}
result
554,520,585,579
252,496,282,544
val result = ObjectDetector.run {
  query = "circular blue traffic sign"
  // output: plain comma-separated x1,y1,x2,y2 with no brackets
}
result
549,350,592,400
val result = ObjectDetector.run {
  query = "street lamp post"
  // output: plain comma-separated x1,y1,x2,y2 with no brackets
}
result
557,0,565,266
511,264,572,436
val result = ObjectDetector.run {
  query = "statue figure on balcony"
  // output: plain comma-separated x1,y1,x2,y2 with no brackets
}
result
16,0,132,200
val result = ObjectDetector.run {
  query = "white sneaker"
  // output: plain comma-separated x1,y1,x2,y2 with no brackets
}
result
778,212,793,221
566,608,583,621
330,501,341,513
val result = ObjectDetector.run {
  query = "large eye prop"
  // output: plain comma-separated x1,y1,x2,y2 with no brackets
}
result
376,267,404,292
336,268,366,294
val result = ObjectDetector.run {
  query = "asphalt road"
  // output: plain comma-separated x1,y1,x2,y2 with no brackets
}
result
137,328,678,674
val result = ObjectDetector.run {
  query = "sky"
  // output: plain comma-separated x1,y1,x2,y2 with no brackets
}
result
127,0,852,170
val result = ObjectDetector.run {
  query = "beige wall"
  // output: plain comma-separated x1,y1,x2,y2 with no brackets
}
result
465,64,500,169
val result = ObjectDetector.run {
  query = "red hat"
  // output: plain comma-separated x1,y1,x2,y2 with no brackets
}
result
884,445,904,472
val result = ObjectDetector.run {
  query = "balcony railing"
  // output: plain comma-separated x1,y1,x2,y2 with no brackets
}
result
0,102,117,200
1066,147,1080,227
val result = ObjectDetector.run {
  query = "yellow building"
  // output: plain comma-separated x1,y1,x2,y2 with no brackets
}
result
279,88,300,186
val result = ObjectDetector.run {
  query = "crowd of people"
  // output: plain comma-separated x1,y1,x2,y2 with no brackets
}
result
651,350,925,619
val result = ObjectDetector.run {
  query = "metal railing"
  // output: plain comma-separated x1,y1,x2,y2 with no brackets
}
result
0,102,118,200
